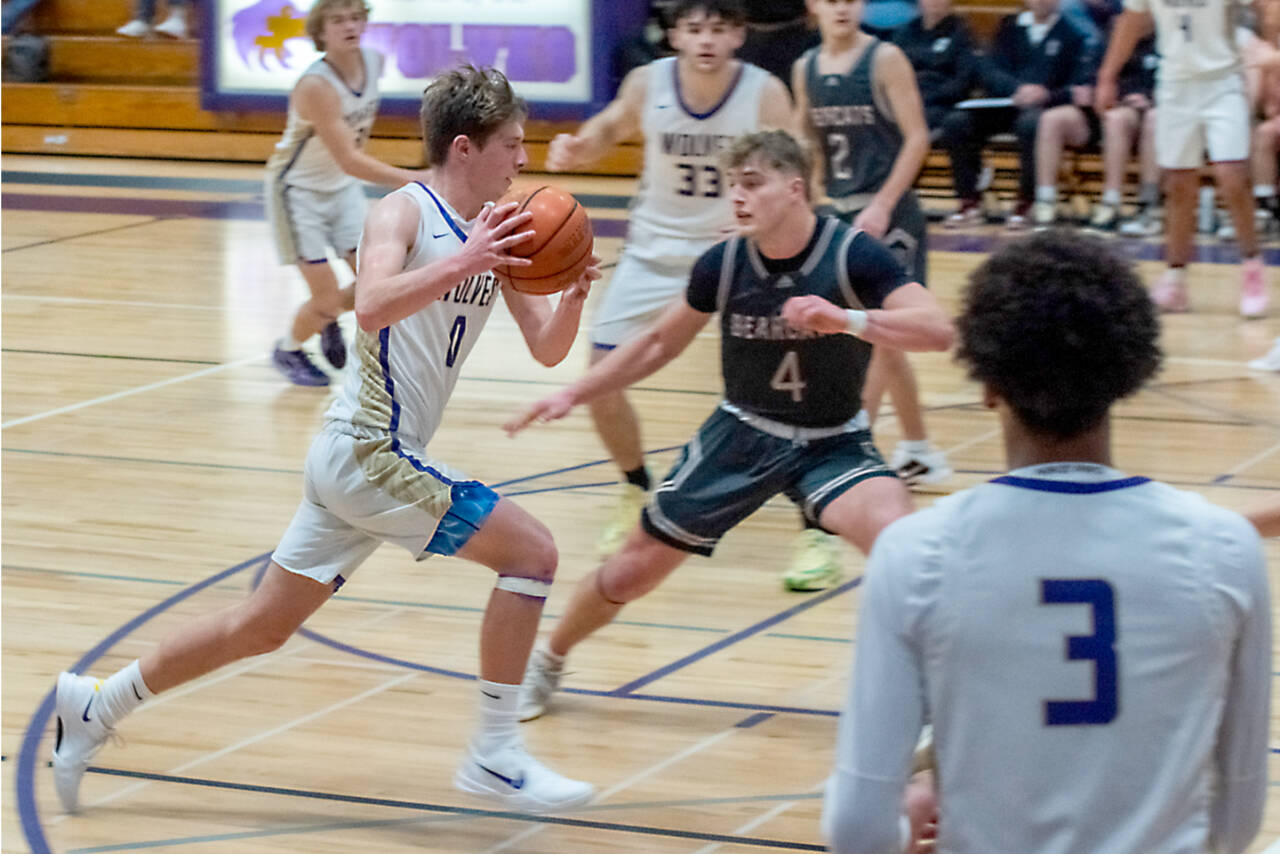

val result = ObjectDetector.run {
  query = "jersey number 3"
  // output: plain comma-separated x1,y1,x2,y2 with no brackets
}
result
676,162,722,197
1040,578,1118,726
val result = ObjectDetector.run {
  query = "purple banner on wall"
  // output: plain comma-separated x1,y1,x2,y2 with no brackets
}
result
203,0,648,119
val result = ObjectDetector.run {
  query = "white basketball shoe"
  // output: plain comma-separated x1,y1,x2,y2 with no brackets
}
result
51,672,116,812
517,648,564,722
454,742,595,813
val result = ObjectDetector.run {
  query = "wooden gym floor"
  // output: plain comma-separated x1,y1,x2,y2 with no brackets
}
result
2,154,1278,853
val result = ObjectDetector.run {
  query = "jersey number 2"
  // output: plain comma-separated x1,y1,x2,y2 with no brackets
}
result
1040,578,1118,726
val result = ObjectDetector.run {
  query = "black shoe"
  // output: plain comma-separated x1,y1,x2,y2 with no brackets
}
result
320,322,346,369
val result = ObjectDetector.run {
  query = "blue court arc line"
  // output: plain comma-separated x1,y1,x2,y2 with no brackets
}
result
609,577,862,696
16,552,273,854
20,548,847,851
70,766,826,851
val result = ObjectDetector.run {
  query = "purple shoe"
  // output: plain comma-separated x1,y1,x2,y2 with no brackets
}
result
271,342,329,386
320,321,347,369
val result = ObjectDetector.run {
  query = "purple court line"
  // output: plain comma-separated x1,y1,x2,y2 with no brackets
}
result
610,577,861,696
21,547,846,853
0,194,631,240
7,192,1280,262
16,552,273,854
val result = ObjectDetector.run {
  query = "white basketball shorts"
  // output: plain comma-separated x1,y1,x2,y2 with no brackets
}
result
272,426,498,588
265,178,367,265
592,231,714,349
1155,72,1250,169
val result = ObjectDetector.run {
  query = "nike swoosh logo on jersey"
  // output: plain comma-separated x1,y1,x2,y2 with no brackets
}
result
432,230,450,239
478,763,526,789
655,103,672,109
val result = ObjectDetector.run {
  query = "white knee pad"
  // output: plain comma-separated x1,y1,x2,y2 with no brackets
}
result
494,575,551,600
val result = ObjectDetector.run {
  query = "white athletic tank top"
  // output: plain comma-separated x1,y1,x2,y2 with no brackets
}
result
1123,0,1247,82
265,48,383,192
326,183,501,449
628,57,770,248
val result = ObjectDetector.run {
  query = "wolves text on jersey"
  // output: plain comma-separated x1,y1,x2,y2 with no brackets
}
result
441,272,498,307
660,132,737,158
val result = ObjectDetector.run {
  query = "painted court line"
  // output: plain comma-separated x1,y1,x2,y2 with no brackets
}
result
1,354,266,429
78,672,419,815
479,728,742,854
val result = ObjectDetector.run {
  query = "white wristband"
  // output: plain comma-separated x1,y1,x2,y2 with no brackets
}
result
845,309,868,337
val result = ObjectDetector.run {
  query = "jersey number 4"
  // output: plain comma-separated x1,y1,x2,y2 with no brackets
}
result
770,350,807,402
1040,578,1118,726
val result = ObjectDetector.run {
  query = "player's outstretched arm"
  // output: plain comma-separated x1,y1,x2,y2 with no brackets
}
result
782,285,953,353
355,199,533,331
546,66,647,171
296,76,427,188
502,255,603,366
504,300,710,435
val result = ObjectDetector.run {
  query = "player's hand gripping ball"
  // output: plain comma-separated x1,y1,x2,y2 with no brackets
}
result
493,185,595,295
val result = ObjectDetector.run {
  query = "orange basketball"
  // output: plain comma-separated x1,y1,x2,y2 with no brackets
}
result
493,185,594,295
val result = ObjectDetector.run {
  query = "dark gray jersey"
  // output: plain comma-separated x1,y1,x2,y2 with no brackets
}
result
804,40,902,200
686,217,906,427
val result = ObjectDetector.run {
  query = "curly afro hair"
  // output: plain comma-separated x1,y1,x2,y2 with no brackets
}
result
956,230,1162,440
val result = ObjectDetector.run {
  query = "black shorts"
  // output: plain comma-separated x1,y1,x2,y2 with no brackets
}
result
834,190,928,287
641,405,896,556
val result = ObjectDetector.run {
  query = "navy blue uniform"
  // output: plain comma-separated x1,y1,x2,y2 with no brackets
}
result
804,39,928,285
640,217,905,556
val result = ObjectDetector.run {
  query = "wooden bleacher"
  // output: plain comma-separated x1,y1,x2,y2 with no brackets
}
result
2,0,1106,201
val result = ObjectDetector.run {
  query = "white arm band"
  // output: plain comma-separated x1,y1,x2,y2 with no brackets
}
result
845,309,868,337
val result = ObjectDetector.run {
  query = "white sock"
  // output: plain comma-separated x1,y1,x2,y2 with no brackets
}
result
280,334,302,350
898,439,933,455
1101,189,1121,206
1035,186,1058,204
472,679,521,754
1167,266,1187,283
539,646,566,668
96,660,155,728
1255,184,1276,200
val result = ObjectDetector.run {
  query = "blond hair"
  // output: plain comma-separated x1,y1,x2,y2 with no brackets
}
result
306,0,370,51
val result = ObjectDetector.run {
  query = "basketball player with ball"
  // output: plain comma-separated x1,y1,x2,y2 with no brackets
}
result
49,65,601,817
543,0,793,560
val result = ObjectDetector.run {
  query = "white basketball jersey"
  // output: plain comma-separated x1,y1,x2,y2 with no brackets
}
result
265,48,383,192
1124,0,1248,82
628,57,770,250
833,463,1269,853
326,182,501,449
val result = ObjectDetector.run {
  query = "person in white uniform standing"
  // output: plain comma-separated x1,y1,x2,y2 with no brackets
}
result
49,64,603,817
542,0,793,557
1096,0,1271,317
824,230,1270,854
265,0,427,386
